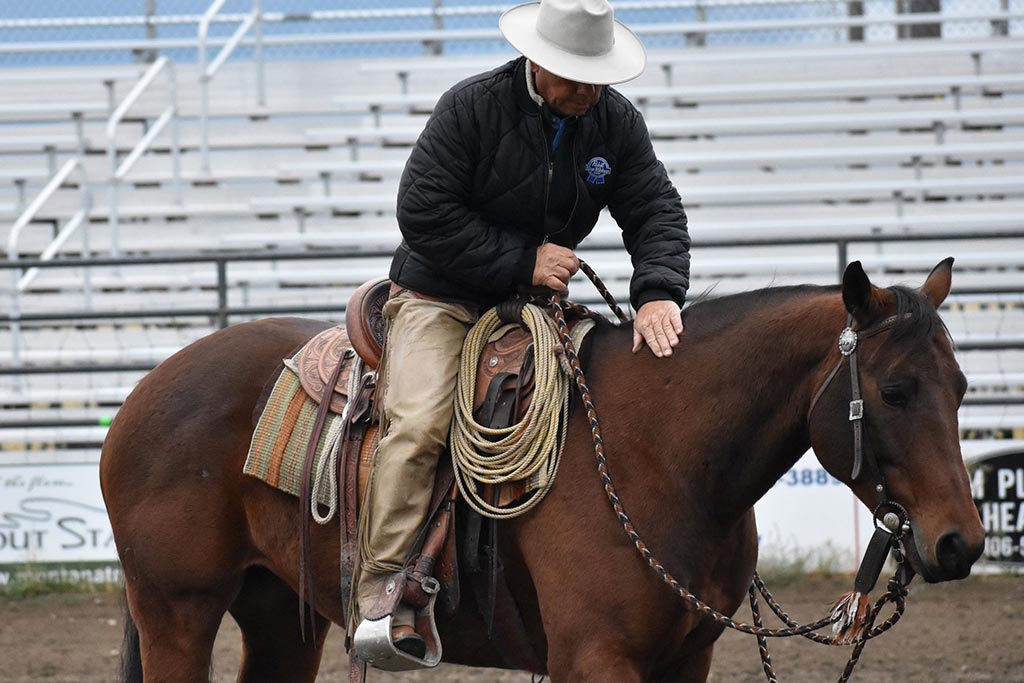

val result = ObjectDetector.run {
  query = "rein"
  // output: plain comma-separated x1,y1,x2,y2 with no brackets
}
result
546,261,913,683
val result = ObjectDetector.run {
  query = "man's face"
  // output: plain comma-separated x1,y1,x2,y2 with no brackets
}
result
532,65,603,117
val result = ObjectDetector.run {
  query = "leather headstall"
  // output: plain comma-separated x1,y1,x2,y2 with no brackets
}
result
807,313,913,537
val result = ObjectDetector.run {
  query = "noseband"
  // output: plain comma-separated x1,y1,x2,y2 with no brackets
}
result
807,313,912,537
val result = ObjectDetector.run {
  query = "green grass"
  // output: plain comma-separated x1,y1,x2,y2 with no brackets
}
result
0,562,122,600
756,541,852,585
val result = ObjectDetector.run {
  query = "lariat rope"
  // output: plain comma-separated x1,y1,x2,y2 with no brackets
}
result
451,303,594,518
547,260,910,683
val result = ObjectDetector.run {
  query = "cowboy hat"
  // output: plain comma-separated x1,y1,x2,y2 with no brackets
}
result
499,0,647,85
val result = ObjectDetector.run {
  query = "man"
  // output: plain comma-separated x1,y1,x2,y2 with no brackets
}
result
354,0,691,658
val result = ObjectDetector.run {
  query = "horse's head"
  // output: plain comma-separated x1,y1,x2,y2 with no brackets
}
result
809,258,984,583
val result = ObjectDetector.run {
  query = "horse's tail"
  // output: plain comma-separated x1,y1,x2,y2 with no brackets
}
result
119,590,143,683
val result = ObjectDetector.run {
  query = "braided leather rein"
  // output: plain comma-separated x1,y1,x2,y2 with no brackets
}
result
546,261,911,683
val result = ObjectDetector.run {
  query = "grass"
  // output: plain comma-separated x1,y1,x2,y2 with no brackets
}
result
0,562,123,600
756,540,852,585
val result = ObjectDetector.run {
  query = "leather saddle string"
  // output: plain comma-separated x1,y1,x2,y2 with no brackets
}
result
298,348,349,643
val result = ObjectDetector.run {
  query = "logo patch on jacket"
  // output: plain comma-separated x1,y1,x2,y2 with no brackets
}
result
584,157,611,185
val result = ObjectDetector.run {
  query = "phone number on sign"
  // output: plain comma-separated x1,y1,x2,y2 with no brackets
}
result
779,468,843,487
984,535,1023,559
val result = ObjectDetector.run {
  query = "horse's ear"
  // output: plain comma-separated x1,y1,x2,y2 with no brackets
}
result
841,261,881,326
919,257,954,309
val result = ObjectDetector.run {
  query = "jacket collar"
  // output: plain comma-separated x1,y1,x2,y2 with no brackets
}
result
513,56,542,114
524,59,545,108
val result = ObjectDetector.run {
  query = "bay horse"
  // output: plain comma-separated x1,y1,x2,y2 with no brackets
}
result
100,258,983,682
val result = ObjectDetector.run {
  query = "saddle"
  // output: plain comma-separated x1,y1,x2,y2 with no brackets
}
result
291,278,551,674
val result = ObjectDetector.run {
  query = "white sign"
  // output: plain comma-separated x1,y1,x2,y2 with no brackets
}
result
0,465,117,564
755,451,875,572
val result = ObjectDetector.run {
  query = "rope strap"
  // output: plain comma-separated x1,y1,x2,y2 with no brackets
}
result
450,302,593,519
546,262,911,683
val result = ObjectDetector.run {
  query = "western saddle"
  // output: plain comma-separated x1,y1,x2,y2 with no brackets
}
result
289,277,549,677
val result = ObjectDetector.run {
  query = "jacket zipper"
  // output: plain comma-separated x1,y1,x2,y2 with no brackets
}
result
538,112,551,243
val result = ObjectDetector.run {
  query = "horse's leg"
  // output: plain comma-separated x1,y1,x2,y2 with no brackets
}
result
229,566,331,683
546,642,644,683
125,578,240,682
655,646,714,683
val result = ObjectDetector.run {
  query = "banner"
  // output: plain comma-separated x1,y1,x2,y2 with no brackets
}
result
756,450,874,572
3,444,1017,573
966,445,1024,567
0,464,117,564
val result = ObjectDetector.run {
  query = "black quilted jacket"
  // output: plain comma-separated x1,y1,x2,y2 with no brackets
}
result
391,57,691,311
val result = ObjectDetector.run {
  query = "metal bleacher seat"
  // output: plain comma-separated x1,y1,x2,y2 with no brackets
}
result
357,38,1024,89
332,72,1024,121
4,5,1024,459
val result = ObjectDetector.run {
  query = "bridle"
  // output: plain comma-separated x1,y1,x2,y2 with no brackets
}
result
545,265,916,683
807,313,913,539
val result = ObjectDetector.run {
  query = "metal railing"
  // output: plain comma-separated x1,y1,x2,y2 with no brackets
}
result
1,231,1021,436
106,56,182,259
198,0,265,174
5,158,92,373
3,227,1023,330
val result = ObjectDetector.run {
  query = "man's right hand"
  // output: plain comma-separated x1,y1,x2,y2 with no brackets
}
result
532,243,580,291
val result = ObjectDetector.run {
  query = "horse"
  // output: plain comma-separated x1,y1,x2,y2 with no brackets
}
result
100,258,983,682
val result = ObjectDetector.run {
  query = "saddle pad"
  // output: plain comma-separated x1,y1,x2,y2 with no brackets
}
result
244,354,345,507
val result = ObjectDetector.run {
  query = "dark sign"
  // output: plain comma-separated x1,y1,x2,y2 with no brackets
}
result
969,449,1024,565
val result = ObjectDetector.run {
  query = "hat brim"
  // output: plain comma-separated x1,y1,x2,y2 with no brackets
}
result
499,3,647,86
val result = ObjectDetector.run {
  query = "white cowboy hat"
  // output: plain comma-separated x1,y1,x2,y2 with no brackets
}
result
499,0,647,85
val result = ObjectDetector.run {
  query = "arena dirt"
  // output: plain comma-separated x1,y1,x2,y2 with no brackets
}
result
1,575,1021,682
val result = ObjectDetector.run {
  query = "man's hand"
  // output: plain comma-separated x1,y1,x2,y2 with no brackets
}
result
632,300,684,358
532,243,579,291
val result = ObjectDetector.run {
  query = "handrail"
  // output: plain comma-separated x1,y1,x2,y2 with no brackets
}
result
6,157,92,373
105,56,181,259
198,0,264,174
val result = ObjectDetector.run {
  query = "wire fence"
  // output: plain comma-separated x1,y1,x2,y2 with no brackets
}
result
0,0,1020,67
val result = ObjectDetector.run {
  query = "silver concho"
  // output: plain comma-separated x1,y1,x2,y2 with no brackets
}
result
838,327,858,356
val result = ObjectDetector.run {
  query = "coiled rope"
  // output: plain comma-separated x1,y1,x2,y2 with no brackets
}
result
450,302,593,519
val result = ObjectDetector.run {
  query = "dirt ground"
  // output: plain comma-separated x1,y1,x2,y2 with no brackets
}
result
1,574,1021,683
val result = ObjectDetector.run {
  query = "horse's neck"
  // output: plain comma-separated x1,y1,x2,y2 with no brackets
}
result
623,291,846,527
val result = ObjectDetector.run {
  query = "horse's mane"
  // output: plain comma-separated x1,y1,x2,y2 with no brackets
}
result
681,284,828,338
592,283,945,342
888,285,949,343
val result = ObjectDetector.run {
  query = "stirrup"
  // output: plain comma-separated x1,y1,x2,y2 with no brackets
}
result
352,575,443,671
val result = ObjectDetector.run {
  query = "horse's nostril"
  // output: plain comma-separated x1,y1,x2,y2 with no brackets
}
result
935,530,977,579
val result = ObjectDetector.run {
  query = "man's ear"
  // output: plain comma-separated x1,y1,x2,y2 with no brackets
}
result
920,257,954,309
841,261,882,327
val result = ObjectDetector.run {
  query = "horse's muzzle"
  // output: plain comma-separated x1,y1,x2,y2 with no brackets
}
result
935,529,984,580
913,528,984,583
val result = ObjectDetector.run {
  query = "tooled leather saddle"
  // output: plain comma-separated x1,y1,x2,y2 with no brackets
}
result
290,277,554,673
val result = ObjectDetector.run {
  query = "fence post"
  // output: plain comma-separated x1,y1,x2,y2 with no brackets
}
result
428,0,444,55
848,1,865,42
992,0,1009,36
217,260,229,328
836,240,849,281
686,0,707,47
8,267,21,376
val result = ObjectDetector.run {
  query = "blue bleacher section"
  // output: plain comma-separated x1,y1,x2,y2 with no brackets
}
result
1,2,1023,463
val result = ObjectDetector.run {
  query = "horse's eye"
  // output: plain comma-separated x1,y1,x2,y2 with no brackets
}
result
881,386,907,407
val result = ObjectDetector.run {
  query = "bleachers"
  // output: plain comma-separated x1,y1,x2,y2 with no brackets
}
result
2,7,1023,463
